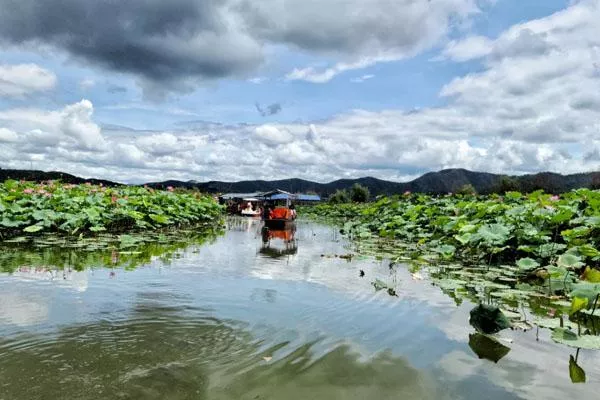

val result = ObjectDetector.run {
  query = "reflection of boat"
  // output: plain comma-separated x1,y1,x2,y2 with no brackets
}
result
260,226,297,258
259,246,298,258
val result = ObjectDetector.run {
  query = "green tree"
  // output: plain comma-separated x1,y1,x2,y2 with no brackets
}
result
329,189,350,204
456,184,477,196
496,176,520,193
350,183,370,203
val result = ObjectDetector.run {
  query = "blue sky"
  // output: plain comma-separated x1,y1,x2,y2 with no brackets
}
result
0,0,598,183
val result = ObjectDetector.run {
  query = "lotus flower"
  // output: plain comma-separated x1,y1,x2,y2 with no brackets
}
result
23,188,34,194
167,186,174,192
550,195,560,201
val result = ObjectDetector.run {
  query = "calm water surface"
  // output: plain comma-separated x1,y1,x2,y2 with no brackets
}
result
1,218,599,399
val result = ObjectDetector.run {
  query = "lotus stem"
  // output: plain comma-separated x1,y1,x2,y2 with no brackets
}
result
591,294,599,317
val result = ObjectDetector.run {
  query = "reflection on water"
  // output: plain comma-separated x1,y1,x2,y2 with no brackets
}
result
260,226,298,258
0,228,222,274
0,298,443,400
1,217,600,399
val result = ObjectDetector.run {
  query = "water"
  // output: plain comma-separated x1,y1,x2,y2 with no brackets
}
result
1,218,599,399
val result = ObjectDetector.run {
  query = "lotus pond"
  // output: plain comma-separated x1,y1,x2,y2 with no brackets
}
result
0,180,222,237
1,215,600,398
301,190,600,372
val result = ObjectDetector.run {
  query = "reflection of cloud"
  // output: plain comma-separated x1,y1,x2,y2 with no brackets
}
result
10,268,89,292
0,292,49,326
434,305,600,399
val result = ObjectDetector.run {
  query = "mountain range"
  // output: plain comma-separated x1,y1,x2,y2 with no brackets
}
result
2,167,599,197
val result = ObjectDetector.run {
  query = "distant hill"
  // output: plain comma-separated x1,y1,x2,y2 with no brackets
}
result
3,167,600,197
0,168,118,186
146,168,600,196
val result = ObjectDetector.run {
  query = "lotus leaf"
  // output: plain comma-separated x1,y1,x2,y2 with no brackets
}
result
557,253,584,269
516,257,539,272
551,328,600,350
469,304,511,334
569,355,586,383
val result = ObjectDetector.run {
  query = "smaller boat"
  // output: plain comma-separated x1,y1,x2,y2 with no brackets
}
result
241,209,261,217
240,201,262,217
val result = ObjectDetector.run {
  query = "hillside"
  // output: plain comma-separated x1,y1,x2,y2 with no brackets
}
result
147,168,600,196
3,167,599,197
0,168,118,187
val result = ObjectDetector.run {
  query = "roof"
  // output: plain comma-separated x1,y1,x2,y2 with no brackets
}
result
219,192,261,200
219,189,320,202
297,194,321,201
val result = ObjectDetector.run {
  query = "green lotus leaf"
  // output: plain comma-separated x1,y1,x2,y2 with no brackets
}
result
569,355,586,383
557,253,584,269
551,328,600,350
569,296,589,315
469,304,511,334
516,257,540,272
476,224,511,245
23,224,44,233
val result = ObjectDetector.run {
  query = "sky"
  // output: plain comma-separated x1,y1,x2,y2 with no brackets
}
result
0,0,599,184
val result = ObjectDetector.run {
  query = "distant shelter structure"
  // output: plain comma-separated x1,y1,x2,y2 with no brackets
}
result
218,189,320,215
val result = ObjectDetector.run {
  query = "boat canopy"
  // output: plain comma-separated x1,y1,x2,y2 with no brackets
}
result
219,189,320,202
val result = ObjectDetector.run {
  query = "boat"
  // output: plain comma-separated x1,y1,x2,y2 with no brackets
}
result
263,206,296,229
241,209,261,217
240,201,262,217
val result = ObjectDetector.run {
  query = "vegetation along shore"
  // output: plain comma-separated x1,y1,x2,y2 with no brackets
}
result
0,180,223,238
301,188,600,352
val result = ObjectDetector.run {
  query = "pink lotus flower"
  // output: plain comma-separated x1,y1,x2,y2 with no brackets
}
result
550,195,560,201
167,186,174,192
23,188,34,194
403,191,411,196
44,192,53,198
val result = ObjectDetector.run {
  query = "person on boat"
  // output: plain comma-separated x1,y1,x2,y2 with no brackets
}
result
289,204,297,219
263,203,273,219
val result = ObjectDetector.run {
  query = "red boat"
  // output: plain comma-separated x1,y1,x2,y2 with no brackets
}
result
263,206,296,230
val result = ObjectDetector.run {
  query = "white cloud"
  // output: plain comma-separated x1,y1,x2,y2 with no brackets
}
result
78,78,96,90
248,77,267,84
0,99,106,152
287,57,387,83
0,2,599,183
441,36,493,61
276,0,482,82
0,127,18,142
0,64,57,97
350,74,375,83
254,125,294,145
